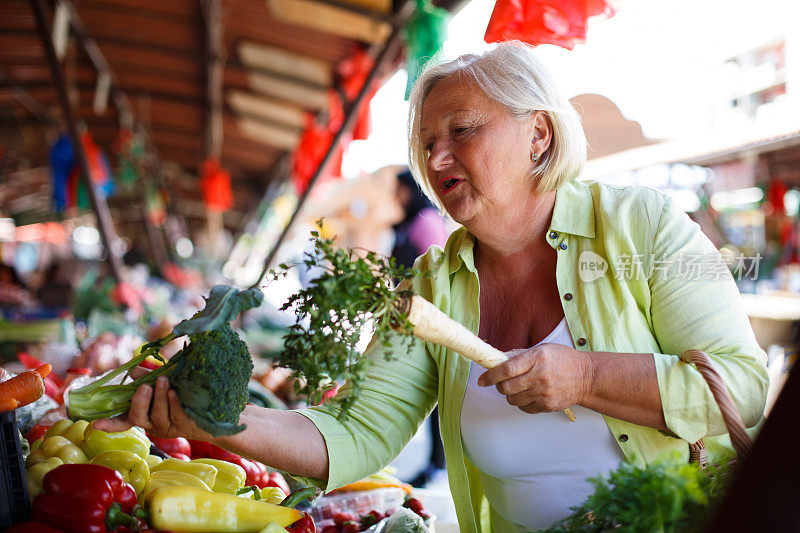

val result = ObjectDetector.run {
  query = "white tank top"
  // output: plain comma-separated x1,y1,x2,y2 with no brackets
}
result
460,318,623,530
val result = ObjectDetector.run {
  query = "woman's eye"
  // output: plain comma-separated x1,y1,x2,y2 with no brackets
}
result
424,143,434,153
452,126,471,135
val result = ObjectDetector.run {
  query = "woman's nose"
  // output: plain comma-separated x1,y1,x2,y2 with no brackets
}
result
427,141,454,171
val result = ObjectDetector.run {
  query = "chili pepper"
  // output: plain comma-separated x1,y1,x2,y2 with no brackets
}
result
27,435,88,468
138,356,164,371
148,435,192,458
32,463,139,533
170,452,191,461
192,458,246,494
142,470,211,502
285,513,316,533
146,486,303,531
186,438,213,459
280,486,317,509
26,424,51,443
4,522,62,533
84,424,151,459
90,450,150,495
151,457,218,488
27,457,64,499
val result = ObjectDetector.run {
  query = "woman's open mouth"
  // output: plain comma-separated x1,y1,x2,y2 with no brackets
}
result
440,176,464,194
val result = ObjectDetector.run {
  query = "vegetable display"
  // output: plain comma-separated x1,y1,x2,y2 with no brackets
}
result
67,286,264,436
273,227,574,421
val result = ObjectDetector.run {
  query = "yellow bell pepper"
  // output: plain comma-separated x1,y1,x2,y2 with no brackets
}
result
30,438,42,452
143,470,211,502
26,436,88,468
192,459,246,494
151,458,218,488
145,454,164,468
26,457,63,499
84,424,151,459
42,419,90,448
90,450,150,495
147,486,302,531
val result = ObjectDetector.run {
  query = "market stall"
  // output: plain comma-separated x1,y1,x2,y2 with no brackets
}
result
3,0,798,531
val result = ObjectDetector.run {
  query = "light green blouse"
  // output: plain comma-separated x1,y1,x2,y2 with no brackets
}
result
298,179,768,533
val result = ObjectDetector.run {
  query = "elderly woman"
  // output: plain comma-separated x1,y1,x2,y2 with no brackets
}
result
97,43,768,531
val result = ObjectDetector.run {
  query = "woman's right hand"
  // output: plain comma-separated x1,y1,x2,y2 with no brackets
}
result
93,376,213,442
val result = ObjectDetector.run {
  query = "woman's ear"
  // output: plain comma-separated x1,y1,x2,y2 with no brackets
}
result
530,111,553,159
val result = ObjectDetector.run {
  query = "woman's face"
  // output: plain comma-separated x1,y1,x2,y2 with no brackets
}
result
420,75,541,226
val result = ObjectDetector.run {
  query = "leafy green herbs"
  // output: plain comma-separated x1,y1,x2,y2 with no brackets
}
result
270,227,416,419
545,454,734,533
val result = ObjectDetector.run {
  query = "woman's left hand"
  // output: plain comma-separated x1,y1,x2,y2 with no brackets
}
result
477,344,592,414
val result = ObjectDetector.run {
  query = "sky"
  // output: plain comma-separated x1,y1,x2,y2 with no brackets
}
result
341,0,797,177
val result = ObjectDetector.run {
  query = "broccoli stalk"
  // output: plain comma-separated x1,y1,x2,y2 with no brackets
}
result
67,286,263,436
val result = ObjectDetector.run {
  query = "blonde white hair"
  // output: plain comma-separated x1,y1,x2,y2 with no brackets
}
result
408,42,587,207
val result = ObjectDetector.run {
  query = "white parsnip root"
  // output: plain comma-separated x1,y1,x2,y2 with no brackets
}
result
400,294,576,422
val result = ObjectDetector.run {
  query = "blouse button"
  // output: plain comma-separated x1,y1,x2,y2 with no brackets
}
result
549,231,558,239
619,434,629,442
559,242,568,250
576,338,587,346
563,293,573,301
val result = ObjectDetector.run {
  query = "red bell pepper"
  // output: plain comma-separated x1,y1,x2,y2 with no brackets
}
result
32,463,139,533
4,523,62,533
265,471,291,494
286,513,316,533
148,435,192,458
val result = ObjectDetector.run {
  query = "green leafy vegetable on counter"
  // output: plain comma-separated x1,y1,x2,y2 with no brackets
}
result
269,226,416,419
544,454,734,533
68,286,264,436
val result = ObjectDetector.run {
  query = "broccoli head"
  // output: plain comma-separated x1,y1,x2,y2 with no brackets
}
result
68,285,264,437
169,324,253,436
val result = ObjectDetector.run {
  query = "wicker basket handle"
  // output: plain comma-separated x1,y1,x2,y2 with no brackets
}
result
680,349,753,463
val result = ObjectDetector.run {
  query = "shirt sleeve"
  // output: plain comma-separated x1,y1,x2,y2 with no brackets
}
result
296,287,439,491
648,198,768,444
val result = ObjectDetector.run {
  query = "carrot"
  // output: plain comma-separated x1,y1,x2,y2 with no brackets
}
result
399,295,577,422
0,363,52,412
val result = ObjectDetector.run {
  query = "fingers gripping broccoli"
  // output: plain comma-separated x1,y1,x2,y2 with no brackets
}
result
166,324,254,436
67,286,262,436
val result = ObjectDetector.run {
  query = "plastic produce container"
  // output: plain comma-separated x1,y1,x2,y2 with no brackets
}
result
308,487,405,526
0,410,30,528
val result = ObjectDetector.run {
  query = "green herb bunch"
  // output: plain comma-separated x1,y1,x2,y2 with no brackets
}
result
271,226,417,419
545,454,734,533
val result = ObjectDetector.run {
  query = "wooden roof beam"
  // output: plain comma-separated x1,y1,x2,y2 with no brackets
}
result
227,89,305,130
244,70,328,110
237,40,332,87
201,0,224,161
